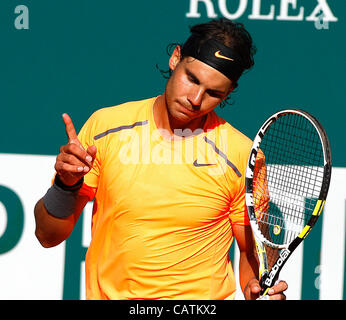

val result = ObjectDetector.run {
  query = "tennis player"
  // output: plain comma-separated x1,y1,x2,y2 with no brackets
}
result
34,18,287,300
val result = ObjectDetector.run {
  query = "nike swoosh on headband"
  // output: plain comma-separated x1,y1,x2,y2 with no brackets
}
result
214,50,234,61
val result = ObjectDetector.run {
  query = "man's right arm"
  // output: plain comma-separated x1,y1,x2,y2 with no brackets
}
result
34,113,97,248
34,196,88,248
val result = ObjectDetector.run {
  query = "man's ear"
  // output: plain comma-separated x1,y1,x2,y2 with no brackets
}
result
169,45,182,71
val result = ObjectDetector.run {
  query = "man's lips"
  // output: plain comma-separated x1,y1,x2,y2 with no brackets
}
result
178,102,199,116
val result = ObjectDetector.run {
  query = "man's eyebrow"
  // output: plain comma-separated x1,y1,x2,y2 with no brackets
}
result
186,69,200,84
186,68,226,95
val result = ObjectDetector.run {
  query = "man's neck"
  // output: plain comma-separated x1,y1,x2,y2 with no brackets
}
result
153,95,207,139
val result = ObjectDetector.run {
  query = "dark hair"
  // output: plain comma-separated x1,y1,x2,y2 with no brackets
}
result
156,18,256,107
186,18,256,74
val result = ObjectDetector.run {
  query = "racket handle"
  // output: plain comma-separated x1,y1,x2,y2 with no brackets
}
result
259,272,274,297
259,278,270,296
259,271,280,298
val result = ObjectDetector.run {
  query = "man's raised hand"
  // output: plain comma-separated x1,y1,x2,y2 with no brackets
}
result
54,113,97,186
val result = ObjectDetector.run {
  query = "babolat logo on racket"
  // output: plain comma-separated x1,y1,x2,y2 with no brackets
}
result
264,249,290,287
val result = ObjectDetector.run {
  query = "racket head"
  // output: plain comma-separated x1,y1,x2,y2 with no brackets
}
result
245,109,332,292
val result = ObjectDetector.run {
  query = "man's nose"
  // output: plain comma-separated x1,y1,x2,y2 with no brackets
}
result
188,87,204,109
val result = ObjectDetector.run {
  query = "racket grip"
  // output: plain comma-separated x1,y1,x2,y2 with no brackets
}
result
259,273,272,297
259,271,280,297
259,281,269,296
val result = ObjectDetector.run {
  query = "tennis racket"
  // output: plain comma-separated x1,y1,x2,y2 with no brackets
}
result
245,109,332,299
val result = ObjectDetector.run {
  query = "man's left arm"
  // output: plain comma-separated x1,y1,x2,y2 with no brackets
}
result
232,224,288,300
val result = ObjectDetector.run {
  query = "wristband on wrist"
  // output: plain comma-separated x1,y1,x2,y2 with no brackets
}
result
43,176,84,218
54,175,84,191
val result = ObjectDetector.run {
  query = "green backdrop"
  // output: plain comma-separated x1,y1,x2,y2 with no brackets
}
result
1,1,345,165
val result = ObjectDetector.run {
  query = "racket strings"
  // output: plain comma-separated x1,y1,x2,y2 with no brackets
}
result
253,113,324,246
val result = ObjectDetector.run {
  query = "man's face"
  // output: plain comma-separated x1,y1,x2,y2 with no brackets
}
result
164,46,234,130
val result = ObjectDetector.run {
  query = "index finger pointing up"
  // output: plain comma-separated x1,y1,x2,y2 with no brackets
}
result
62,113,79,143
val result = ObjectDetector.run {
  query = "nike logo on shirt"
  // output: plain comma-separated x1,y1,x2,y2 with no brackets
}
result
193,160,216,167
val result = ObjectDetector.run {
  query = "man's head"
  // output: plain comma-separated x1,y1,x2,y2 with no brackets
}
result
180,18,256,89
162,18,257,89
162,18,256,130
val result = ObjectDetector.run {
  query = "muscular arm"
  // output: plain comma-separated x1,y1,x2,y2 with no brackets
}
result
34,196,89,248
233,224,288,300
34,113,96,248
232,224,260,299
